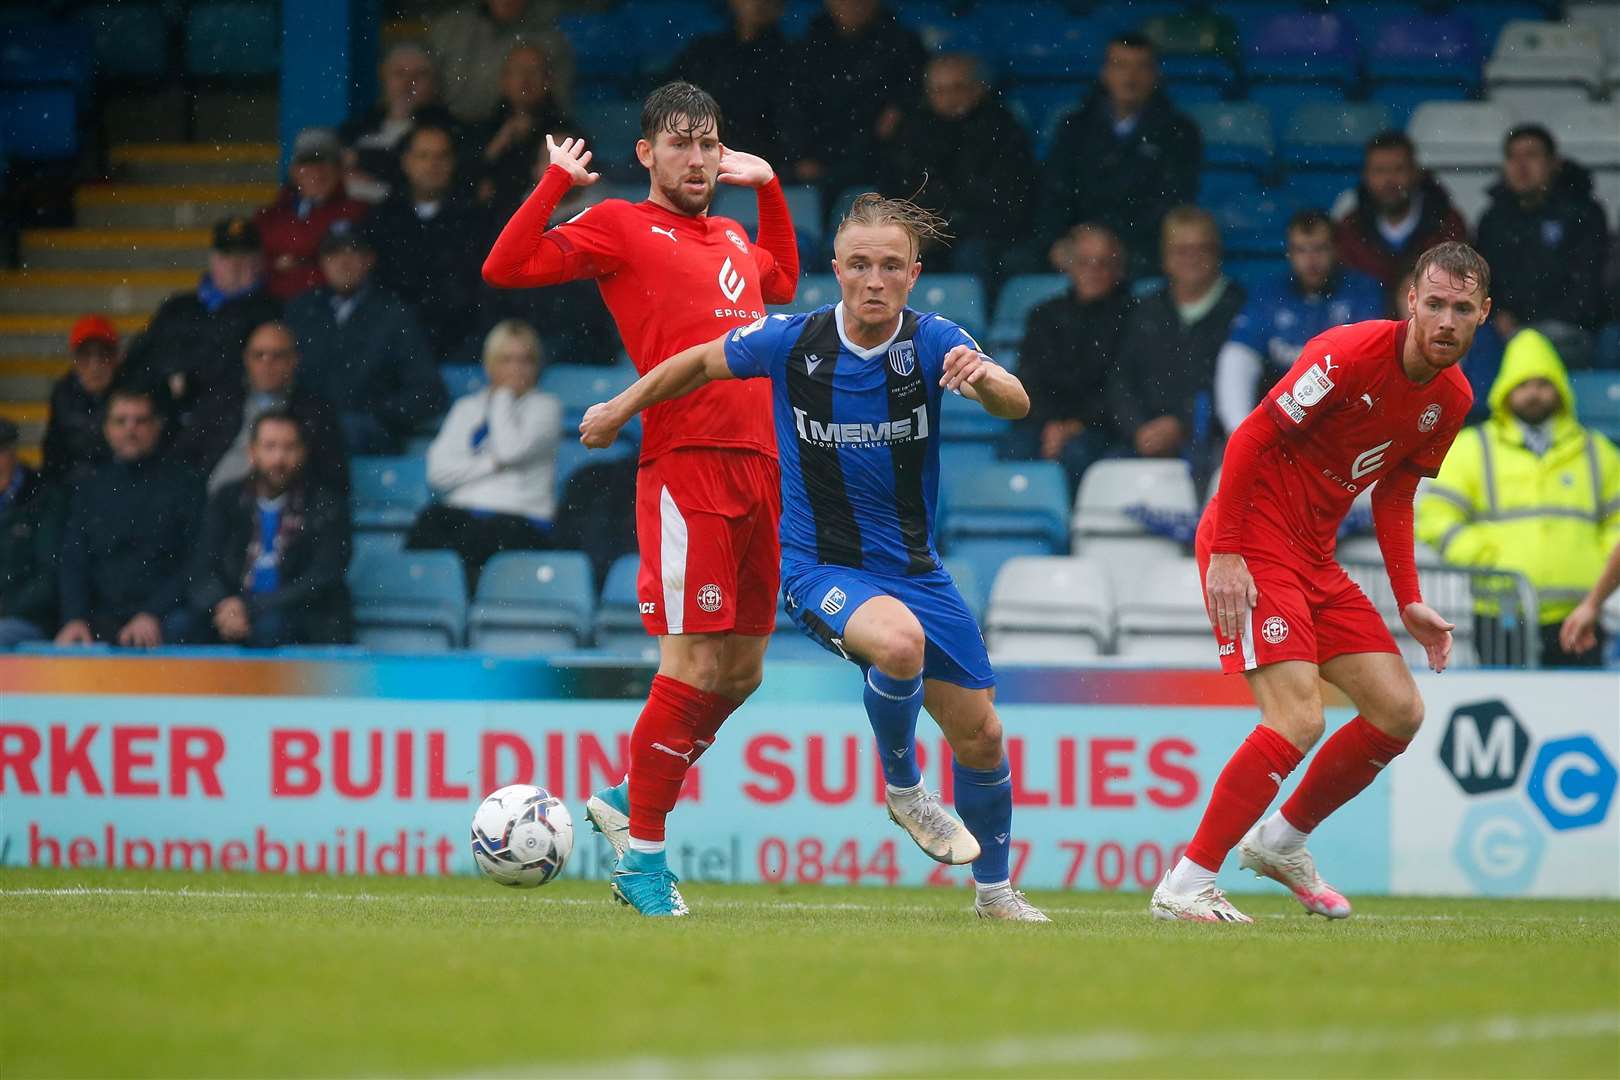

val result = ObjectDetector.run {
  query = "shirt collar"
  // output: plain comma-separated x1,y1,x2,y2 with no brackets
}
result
834,302,906,361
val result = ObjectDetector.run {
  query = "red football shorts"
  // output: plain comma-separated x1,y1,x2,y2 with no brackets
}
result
1195,529,1400,675
635,447,781,637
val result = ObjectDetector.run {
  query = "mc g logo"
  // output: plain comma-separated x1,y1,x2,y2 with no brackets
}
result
1439,700,1530,795
1526,736,1617,831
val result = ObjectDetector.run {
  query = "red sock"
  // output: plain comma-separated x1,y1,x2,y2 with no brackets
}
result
689,691,742,763
627,675,711,842
1185,725,1304,872
1281,716,1410,833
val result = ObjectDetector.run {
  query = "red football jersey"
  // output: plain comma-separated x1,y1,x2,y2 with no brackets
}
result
1223,319,1473,563
542,194,791,460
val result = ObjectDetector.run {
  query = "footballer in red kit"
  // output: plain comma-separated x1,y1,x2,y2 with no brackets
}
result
483,82,797,916
1153,242,1491,924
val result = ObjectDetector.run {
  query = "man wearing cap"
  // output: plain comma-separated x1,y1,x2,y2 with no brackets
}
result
285,221,448,454
171,319,350,495
123,215,281,418
255,127,370,301
54,386,203,649
42,314,126,483
0,418,67,646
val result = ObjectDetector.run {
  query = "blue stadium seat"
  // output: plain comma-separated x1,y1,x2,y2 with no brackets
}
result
185,1,278,77
1282,170,1358,214
1163,80,1228,105
349,549,466,652
769,273,839,315
593,554,656,656
350,529,404,569
710,183,825,251
1458,2,1548,57
1369,81,1473,130
1186,102,1273,170
1004,83,1083,151
1245,11,1359,86
1572,372,1620,441
0,88,77,162
989,274,1068,349
766,629,841,663
1366,13,1481,86
440,364,485,400
1213,194,1298,257
940,387,1009,446
990,11,1107,81
939,440,1000,476
912,274,986,335
78,3,169,80
573,98,642,178
555,435,637,494
1089,0,1183,37
1245,82,1353,118
540,361,637,421
1281,103,1392,170
1199,169,1264,206
351,455,430,535
468,550,595,653
631,1,724,61
559,12,638,85
0,22,94,103
940,460,1070,554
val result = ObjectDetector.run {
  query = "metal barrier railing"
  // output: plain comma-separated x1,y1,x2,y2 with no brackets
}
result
1340,560,1543,669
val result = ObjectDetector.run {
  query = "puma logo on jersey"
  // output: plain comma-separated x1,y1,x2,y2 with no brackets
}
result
1360,393,1376,410
1322,354,1337,374
650,225,677,242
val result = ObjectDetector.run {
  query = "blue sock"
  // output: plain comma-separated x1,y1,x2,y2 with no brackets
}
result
863,668,924,787
621,846,667,874
953,759,1013,884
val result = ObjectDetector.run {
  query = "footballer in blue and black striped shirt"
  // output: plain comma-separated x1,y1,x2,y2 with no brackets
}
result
580,194,1049,920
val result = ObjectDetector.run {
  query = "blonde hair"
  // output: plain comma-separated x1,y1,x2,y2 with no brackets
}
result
1160,204,1221,253
481,319,543,377
834,192,952,262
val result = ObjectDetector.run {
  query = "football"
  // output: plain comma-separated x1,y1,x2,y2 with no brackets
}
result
470,784,574,887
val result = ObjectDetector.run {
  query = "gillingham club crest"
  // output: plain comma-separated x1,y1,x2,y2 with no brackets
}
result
888,340,916,377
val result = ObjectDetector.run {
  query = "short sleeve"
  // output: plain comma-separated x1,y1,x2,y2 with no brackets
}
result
1262,330,1362,434
922,316,980,382
724,313,797,379
542,200,626,275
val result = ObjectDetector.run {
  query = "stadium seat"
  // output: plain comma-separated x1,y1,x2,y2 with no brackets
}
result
185,2,278,77
912,274,986,336
1369,81,1471,130
1212,194,1297,257
468,551,595,653
1281,103,1393,171
1408,102,1514,169
1005,83,1083,154
1366,13,1481,86
1544,104,1620,169
351,456,430,536
1460,2,1553,57
440,364,485,400
593,553,657,658
992,13,1108,81
939,384,1009,446
540,361,637,421
709,183,824,255
1199,169,1263,206
554,435,636,494
986,555,1114,661
989,274,1067,349
573,99,642,178
349,549,467,652
1433,168,1496,229
1092,0,1183,37
1485,21,1606,98
1282,170,1358,215
0,21,94,104
559,13,637,86
630,1,725,61
1572,372,1620,440
1186,102,1273,171
1071,458,1197,564
941,460,1070,554
78,3,170,81
1245,83,1355,119
770,273,838,315
1112,556,1215,664
0,87,77,162
1245,12,1358,86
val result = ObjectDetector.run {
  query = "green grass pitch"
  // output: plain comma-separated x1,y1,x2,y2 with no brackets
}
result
3,867,1616,1078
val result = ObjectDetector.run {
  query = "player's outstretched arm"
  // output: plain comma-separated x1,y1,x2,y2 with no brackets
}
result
578,334,735,448
1561,539,1620,655
483,136,601,288
940,345,1029,419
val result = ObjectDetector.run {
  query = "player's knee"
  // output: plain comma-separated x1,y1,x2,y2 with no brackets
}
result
716,661,764,703
1268,707,1326,751
1380,690,1425,741
871,624,925,680
951,710,1004,769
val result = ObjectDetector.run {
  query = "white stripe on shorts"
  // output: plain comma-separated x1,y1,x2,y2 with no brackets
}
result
1242,606,1258,670
659,485,688,635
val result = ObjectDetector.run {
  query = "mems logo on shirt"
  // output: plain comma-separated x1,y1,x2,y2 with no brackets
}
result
792,405,930,448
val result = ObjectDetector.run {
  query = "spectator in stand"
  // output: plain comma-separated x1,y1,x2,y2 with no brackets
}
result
429,0,573,124
666,0,792,167
884,53,1034,279
470,41,582,213
123,216,280,419
0,419,66,647
1013,224,1133,489
1476,124,1611,344
782,0,927,190
285,221,448,455
171,320,348,496
1039,34,1201,279
54,388,202,648
1214,209,1385,436
1109,206,1244,473
340,42,460,204
256,128,370,302
1334,131,1466,290
177,410,353,647
1417,329,1620,667
408,320,561,590
367,123,486,358
42,315,124,483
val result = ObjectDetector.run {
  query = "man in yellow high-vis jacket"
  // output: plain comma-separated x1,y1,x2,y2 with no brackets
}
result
1417,328,1620,666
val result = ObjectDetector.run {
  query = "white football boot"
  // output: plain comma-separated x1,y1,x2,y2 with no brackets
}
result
974,887,1052,923
1149,873,1254,923
583,789,630,861
1237,825,1352,918
885,787,980,865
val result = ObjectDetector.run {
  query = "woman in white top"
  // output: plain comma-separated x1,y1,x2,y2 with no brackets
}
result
406,319,561,589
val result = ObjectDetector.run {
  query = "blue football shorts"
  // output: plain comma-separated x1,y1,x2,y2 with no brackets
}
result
781,560,995,689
